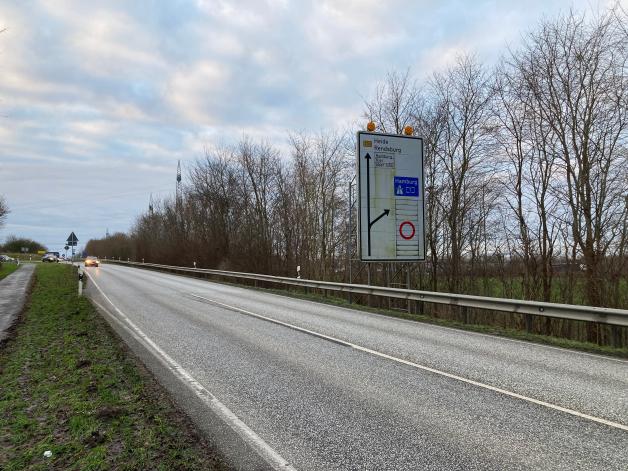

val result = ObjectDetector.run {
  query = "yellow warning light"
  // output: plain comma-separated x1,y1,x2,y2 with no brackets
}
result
367,121,376,132
403,125,413,136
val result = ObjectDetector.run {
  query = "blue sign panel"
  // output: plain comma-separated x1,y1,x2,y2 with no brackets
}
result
394,176,419,197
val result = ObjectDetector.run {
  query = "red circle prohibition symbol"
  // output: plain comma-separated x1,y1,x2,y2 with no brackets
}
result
399,221,416,240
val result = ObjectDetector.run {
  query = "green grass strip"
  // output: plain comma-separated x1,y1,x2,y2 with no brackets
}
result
0,264,229,470
0,263,19,280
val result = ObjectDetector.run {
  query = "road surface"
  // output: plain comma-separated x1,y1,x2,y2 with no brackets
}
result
86,263,628,470
0,264,35,343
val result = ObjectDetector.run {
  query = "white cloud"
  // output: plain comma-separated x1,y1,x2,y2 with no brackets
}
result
166,60,232,124
0,0,616,249
70,14,165,77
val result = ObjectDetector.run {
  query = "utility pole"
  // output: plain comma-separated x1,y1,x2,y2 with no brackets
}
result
176,160,182,211
347,175,356,303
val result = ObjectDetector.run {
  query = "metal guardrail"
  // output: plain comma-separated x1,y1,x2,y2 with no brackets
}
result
102,259,628,327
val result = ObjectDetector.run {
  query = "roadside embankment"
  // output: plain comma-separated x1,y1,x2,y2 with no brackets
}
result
0,264,230,470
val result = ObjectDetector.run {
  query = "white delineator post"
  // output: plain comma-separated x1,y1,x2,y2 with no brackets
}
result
78,269,83,296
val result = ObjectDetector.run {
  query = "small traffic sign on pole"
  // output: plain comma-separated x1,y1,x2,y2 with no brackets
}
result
66,232,79,262
66,232,79,246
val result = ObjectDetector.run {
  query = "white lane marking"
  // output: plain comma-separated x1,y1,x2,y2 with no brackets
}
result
106,263,628,365
87,274,297,471
229,284,628,365
187,292,628,433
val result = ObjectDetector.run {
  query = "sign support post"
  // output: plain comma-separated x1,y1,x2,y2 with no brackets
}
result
66,232,79,264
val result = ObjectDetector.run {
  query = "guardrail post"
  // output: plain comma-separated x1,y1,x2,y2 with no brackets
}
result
462,306,469,324
406,267,411,313
611,325,622,348
348,259,353,305
386,264,391,310
367,264,372,307
525,314,533,333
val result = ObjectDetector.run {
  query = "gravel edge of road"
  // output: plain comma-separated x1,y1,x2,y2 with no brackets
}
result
0,264,36,347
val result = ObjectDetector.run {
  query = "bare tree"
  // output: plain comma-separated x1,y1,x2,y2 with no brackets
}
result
235,138,280,272
286,131,350,278
495,58,561,302
187,145,237,268
430,55,497,293
363,69,421,134
413,97,447,291
511,10,628,309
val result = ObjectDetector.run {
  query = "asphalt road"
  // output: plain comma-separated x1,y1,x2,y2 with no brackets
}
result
86,263,628,470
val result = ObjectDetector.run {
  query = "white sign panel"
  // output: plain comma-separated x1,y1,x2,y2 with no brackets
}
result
357,131,425,262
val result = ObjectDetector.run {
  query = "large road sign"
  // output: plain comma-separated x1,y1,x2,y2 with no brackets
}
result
357,131,425,262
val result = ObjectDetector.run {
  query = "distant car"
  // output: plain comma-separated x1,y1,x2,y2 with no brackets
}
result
0,254,17,263
42,253,58,263
85,256,99,267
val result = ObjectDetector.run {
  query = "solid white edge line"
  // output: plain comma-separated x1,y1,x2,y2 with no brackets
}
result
87,273,297,471
187,292,628,433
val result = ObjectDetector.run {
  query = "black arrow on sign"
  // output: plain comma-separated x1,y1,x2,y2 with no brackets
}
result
368,208,391,256
364,152,391,256
365,152,371,252
369,209,390,229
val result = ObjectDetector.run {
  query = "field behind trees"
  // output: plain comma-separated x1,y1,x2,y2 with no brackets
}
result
87,10,628,347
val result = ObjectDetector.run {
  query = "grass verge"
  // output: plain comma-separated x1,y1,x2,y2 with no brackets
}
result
0,263,19,281
0,264,230,470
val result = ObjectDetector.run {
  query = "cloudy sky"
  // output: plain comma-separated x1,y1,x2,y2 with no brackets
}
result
0,0,615,253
